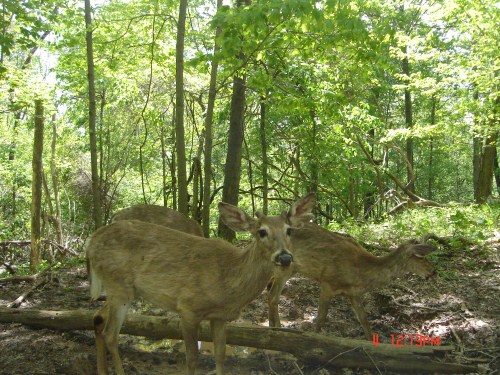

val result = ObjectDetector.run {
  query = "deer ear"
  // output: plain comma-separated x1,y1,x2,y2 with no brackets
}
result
287,192,316,226
410,243,437,258
218,202,256,232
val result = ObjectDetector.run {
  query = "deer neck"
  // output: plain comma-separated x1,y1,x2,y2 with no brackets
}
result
226,240,275,307
362,249,406,290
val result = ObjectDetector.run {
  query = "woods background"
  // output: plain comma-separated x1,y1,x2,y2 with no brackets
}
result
0,0,498,269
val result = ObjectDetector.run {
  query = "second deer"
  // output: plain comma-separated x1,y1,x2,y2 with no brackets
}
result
111,204,203,237
86,193,315,375
268,223,437,339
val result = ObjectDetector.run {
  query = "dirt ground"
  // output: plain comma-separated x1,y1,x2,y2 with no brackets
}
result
0,237,498,375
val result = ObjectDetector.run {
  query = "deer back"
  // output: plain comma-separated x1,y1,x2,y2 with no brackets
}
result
111,204,203,237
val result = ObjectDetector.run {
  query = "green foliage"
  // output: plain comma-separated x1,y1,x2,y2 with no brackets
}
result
329,204,499,250
0,0,498,275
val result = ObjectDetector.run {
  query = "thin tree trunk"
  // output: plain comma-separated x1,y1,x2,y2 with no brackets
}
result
30,100,44,273
175,0,188,215
160,125,168,207
84,0,102,229
402,53,414,194
428,96,436,200
201,0,222,237
50,115,63,245
244,136,256,214
260,95,269,215
494,145,500,197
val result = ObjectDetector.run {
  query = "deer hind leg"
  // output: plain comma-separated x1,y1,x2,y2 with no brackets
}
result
180,315,201,375
210,318,226,375
267,269,292,327
93,301,130,375
315,283,333,332
348,295,371,340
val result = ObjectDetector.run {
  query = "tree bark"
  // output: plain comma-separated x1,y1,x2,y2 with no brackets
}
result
217,0,249,241
50,115,63,245
84,0,102,229
428,96,436,200
218,74,246,241
200,0,222,237
0,308,475,374
475,131,498,204
175,0,189,215
259,95,269,215
30,100,44,273
402,53,415,194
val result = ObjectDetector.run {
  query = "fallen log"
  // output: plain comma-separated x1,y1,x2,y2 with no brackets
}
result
0,308,475,373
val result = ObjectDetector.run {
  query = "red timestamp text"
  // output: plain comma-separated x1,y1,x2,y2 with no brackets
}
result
372,333,441,347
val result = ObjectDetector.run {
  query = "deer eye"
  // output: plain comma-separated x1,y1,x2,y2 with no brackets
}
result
258,229,268,238
286,227,292,236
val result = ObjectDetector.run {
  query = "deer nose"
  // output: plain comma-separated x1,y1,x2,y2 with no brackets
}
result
275,250,293,267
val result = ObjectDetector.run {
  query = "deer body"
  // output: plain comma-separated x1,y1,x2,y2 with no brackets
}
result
86,194,315,375
111,204,203,237
268,223,437,339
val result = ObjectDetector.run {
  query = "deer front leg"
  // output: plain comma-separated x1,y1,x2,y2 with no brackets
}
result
315,283,332,332
268,268,293,327
348,295,371,340
210,318,226,375
181,316,200,375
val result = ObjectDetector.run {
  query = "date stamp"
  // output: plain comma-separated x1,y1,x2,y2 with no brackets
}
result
372,333,441,347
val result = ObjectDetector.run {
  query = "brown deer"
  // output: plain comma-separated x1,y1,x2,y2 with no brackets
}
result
86,193,315,375
268,223,437,340
111,204,203,237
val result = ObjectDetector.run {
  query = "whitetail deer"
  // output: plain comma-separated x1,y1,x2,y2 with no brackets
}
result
111,204,203,237
268,223,437,340
86,193,315,375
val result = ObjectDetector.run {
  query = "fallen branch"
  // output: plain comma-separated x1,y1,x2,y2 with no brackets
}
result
0,240,78,257
0,308,476,373
0,265,53,285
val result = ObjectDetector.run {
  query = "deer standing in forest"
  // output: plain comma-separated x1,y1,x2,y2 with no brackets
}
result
86,193,315,375
111,204,203,237
268,223,437,340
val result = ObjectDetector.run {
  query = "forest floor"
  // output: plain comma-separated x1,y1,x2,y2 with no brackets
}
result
0,236,498,375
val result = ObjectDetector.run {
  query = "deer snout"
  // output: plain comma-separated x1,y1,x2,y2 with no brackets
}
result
275,250,293,267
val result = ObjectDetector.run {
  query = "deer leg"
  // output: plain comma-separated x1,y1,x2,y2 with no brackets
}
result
268,268,293,327
181,316,200,375
348,295,371,340
210,318,226,375
315,283,332,332
93,305,109,375
102,302,129,375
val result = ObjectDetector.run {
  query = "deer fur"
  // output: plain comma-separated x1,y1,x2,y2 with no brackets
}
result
86,193,315,375
268,223,437,339
111,204,203,237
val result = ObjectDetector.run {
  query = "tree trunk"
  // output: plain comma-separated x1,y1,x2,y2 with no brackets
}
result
218,74,246,241
175,0,188,215
160,124,169,207
50,115,63,245
494,144,500,197
428,96,436,200
0,308,475,374
30,100,44,273
84,0,102,229
475,131,498,204
402,53,415,194
201,0,222,237
259,95,269,215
